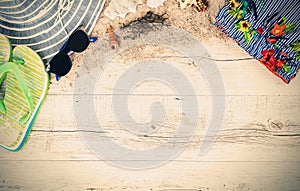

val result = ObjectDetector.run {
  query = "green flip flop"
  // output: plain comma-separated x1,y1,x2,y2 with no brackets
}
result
0,34,49,151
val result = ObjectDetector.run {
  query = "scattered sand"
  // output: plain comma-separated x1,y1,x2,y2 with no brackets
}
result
49,0,230,92
92,0,227,40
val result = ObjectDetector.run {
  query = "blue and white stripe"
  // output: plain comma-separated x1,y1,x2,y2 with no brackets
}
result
215,0,300,83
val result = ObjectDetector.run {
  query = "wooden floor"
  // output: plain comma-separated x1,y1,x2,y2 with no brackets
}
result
1,38,300,191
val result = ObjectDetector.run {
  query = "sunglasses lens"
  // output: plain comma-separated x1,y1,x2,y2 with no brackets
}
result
67,30,90,52
49,52,72,76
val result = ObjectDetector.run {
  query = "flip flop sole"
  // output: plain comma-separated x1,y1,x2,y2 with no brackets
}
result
0,45,49,151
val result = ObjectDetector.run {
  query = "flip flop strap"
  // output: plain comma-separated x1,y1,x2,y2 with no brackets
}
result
0,62,33,122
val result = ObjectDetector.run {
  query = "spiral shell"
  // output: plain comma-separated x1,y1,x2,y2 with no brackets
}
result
107,25,119,50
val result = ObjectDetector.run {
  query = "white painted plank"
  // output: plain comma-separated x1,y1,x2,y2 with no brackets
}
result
47,39,300,96
0,95,299,162
31,94,300,131
0,161,299,191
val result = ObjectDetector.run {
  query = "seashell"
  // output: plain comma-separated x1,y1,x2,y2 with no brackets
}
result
104,0,143,20
177,0,208,12
146,0,167,8
107,25,119,50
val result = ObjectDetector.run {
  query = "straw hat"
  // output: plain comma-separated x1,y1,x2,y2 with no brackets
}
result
0,0,106,63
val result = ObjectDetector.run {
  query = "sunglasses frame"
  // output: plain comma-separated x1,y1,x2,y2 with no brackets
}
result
48,26,90,77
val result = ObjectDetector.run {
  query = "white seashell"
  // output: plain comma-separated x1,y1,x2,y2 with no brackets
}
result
146,0,167,8
104,0,143,20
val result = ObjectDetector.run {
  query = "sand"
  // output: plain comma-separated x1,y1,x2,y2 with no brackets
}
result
49,0,231,91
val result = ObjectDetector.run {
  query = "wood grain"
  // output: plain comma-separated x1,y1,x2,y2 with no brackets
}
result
0,39,299,190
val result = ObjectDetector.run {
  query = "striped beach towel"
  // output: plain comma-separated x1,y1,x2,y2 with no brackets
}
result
215,0,300,83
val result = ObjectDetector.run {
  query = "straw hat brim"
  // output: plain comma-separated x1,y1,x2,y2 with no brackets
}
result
0,0,106,63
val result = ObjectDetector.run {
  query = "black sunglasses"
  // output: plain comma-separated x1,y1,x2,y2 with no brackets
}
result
49,27,90,77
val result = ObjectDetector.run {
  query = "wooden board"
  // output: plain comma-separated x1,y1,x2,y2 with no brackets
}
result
0,39,300,191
